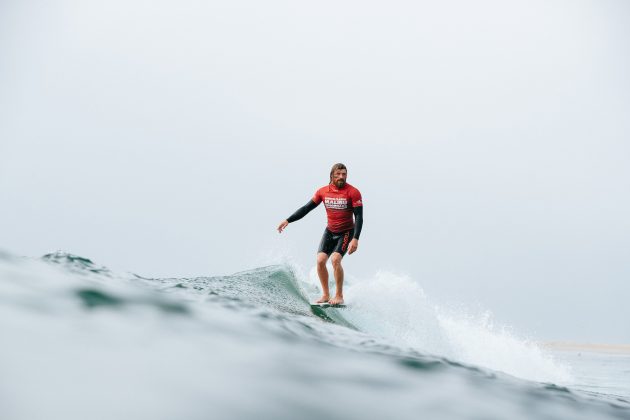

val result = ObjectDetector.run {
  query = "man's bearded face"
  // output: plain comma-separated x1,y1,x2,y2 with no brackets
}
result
332,169,347,188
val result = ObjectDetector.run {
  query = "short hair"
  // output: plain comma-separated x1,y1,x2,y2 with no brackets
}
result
329,163,347,183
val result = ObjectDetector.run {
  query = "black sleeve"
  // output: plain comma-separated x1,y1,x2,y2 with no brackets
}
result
353,206,363,239
287,200,319,223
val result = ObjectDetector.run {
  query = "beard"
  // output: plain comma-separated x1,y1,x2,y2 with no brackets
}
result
335,179,346,188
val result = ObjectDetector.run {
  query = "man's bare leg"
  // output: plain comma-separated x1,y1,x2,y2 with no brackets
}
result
329,252,344,305
315,252,330,303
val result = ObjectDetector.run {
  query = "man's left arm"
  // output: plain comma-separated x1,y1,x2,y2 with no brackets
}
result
348,194,363,255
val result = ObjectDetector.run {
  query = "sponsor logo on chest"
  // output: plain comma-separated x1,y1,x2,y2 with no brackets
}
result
324,196,348,210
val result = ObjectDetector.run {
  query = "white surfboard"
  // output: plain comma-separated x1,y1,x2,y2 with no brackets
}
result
310,302,346,308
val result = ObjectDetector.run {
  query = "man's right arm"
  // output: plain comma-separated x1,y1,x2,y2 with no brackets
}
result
277,200,319,233
287,200,319,223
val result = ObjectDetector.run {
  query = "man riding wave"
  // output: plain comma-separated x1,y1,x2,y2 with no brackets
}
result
277,163,363,305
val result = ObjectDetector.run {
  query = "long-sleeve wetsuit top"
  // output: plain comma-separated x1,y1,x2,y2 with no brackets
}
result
286,183,363,239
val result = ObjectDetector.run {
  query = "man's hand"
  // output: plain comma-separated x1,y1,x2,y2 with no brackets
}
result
348,238,359,254
277,220,289,233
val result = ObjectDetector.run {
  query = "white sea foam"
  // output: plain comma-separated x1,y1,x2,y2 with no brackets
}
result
307,268,573,384
257,253,572,383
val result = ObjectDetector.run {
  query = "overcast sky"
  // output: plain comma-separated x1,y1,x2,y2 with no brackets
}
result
1,0,629,343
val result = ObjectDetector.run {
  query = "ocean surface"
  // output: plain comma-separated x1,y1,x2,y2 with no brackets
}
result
1,250,628,420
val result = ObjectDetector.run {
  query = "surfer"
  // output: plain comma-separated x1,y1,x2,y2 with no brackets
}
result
277,163,363,305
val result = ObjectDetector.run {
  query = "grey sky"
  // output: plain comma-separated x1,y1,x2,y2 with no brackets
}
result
1,0,629,343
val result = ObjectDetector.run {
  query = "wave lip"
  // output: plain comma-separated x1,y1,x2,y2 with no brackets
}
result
0,250,189,316
42,251,115,277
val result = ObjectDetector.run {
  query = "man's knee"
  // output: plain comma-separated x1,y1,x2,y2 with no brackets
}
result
316,253,329,267
330,253,343,268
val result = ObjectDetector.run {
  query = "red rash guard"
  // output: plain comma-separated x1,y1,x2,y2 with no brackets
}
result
312,183,363,232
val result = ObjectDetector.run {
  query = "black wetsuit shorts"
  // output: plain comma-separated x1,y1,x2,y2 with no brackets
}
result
318,227,354,256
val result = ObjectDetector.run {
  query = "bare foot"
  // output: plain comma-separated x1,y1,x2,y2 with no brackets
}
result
315,295,330,303
329,296,344,305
